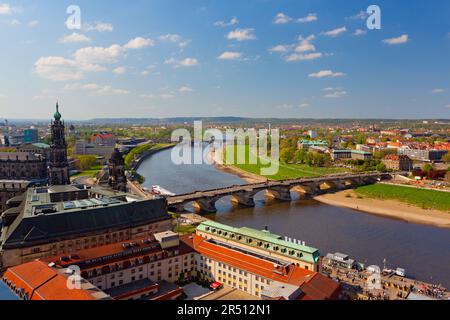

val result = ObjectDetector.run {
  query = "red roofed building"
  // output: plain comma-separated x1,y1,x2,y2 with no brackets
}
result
91,133,116,146
186,234,341,300
1,260,110,300
2,224,341,301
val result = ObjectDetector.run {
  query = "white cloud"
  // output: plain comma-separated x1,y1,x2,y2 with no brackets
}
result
179,86,193,93
227,28,256,41
179,58,199,67
324,87,347,98
268,45,290,53
84,22,113,32
60,32,91,44
73,44,124,65
158,34,189,48
321,27,347,37
273,13,292,24
10,19,20,25
159,34,181,43
34,56,86,81
383,34,409,45
165,57,199,67
64,82,129,96
124,37,155,49
298,13,317,23
140,92,175,99
0,3,14,15
217,51,242,60
295,37,316,53
309,70,346,78
35,37,156,81
347,11,368,20
299,103,310,108
432,88,445,94
353,29,367,36
112,66,126,75
285,52,323,62
28,20,39,27
214,17,239,27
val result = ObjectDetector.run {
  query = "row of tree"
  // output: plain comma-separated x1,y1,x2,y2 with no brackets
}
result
279,147,331,167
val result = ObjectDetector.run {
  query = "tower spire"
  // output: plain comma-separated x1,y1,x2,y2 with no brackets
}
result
48,102,69,185
54,101,62,121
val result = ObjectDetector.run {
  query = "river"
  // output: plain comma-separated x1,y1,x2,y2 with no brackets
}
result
138,145,450,288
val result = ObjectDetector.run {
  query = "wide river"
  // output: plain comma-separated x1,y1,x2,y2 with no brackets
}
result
138,145,450,288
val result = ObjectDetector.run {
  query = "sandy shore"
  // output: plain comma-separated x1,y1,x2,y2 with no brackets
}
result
208,147,267,184
214,163,268,184
315,190,450,229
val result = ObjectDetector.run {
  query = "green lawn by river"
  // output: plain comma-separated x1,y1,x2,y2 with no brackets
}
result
224,145,349,180
355,184,450,212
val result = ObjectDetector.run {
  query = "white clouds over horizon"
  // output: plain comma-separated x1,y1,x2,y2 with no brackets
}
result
64,82,129,96
0,3,15,15
324,87,347,98
35,37,155,81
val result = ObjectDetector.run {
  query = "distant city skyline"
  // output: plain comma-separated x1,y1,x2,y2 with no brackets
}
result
0,0,449,120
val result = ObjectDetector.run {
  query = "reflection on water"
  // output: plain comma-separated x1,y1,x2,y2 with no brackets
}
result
138,144,450,288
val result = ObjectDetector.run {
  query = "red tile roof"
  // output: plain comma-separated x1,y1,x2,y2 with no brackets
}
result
2,260,96,300
183,235,340,300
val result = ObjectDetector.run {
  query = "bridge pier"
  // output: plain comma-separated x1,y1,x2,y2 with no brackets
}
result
193,197,218,214
168,203,186,213
266,186,292,201
231,191,256,207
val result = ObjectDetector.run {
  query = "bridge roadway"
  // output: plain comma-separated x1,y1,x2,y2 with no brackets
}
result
166,171,406,214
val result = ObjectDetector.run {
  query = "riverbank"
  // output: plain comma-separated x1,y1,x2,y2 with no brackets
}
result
315,190,450,229
209,147,267,183
214,163,268,183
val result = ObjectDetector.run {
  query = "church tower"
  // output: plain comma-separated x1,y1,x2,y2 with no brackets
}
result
48,103,70,185
108,148,127,192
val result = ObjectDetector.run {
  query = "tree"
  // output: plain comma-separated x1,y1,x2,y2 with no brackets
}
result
441,152,450,163
423,163,434,173
280,147,296,163
75,155,97,171
294,149,307,164
376,163,387,172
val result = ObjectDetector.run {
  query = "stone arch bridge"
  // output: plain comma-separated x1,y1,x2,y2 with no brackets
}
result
167,172,405,214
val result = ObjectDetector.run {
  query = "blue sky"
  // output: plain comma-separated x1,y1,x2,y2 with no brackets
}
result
0,0,449,120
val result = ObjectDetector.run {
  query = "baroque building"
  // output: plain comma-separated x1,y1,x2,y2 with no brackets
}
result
47,103,70,185
108,148,127,192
